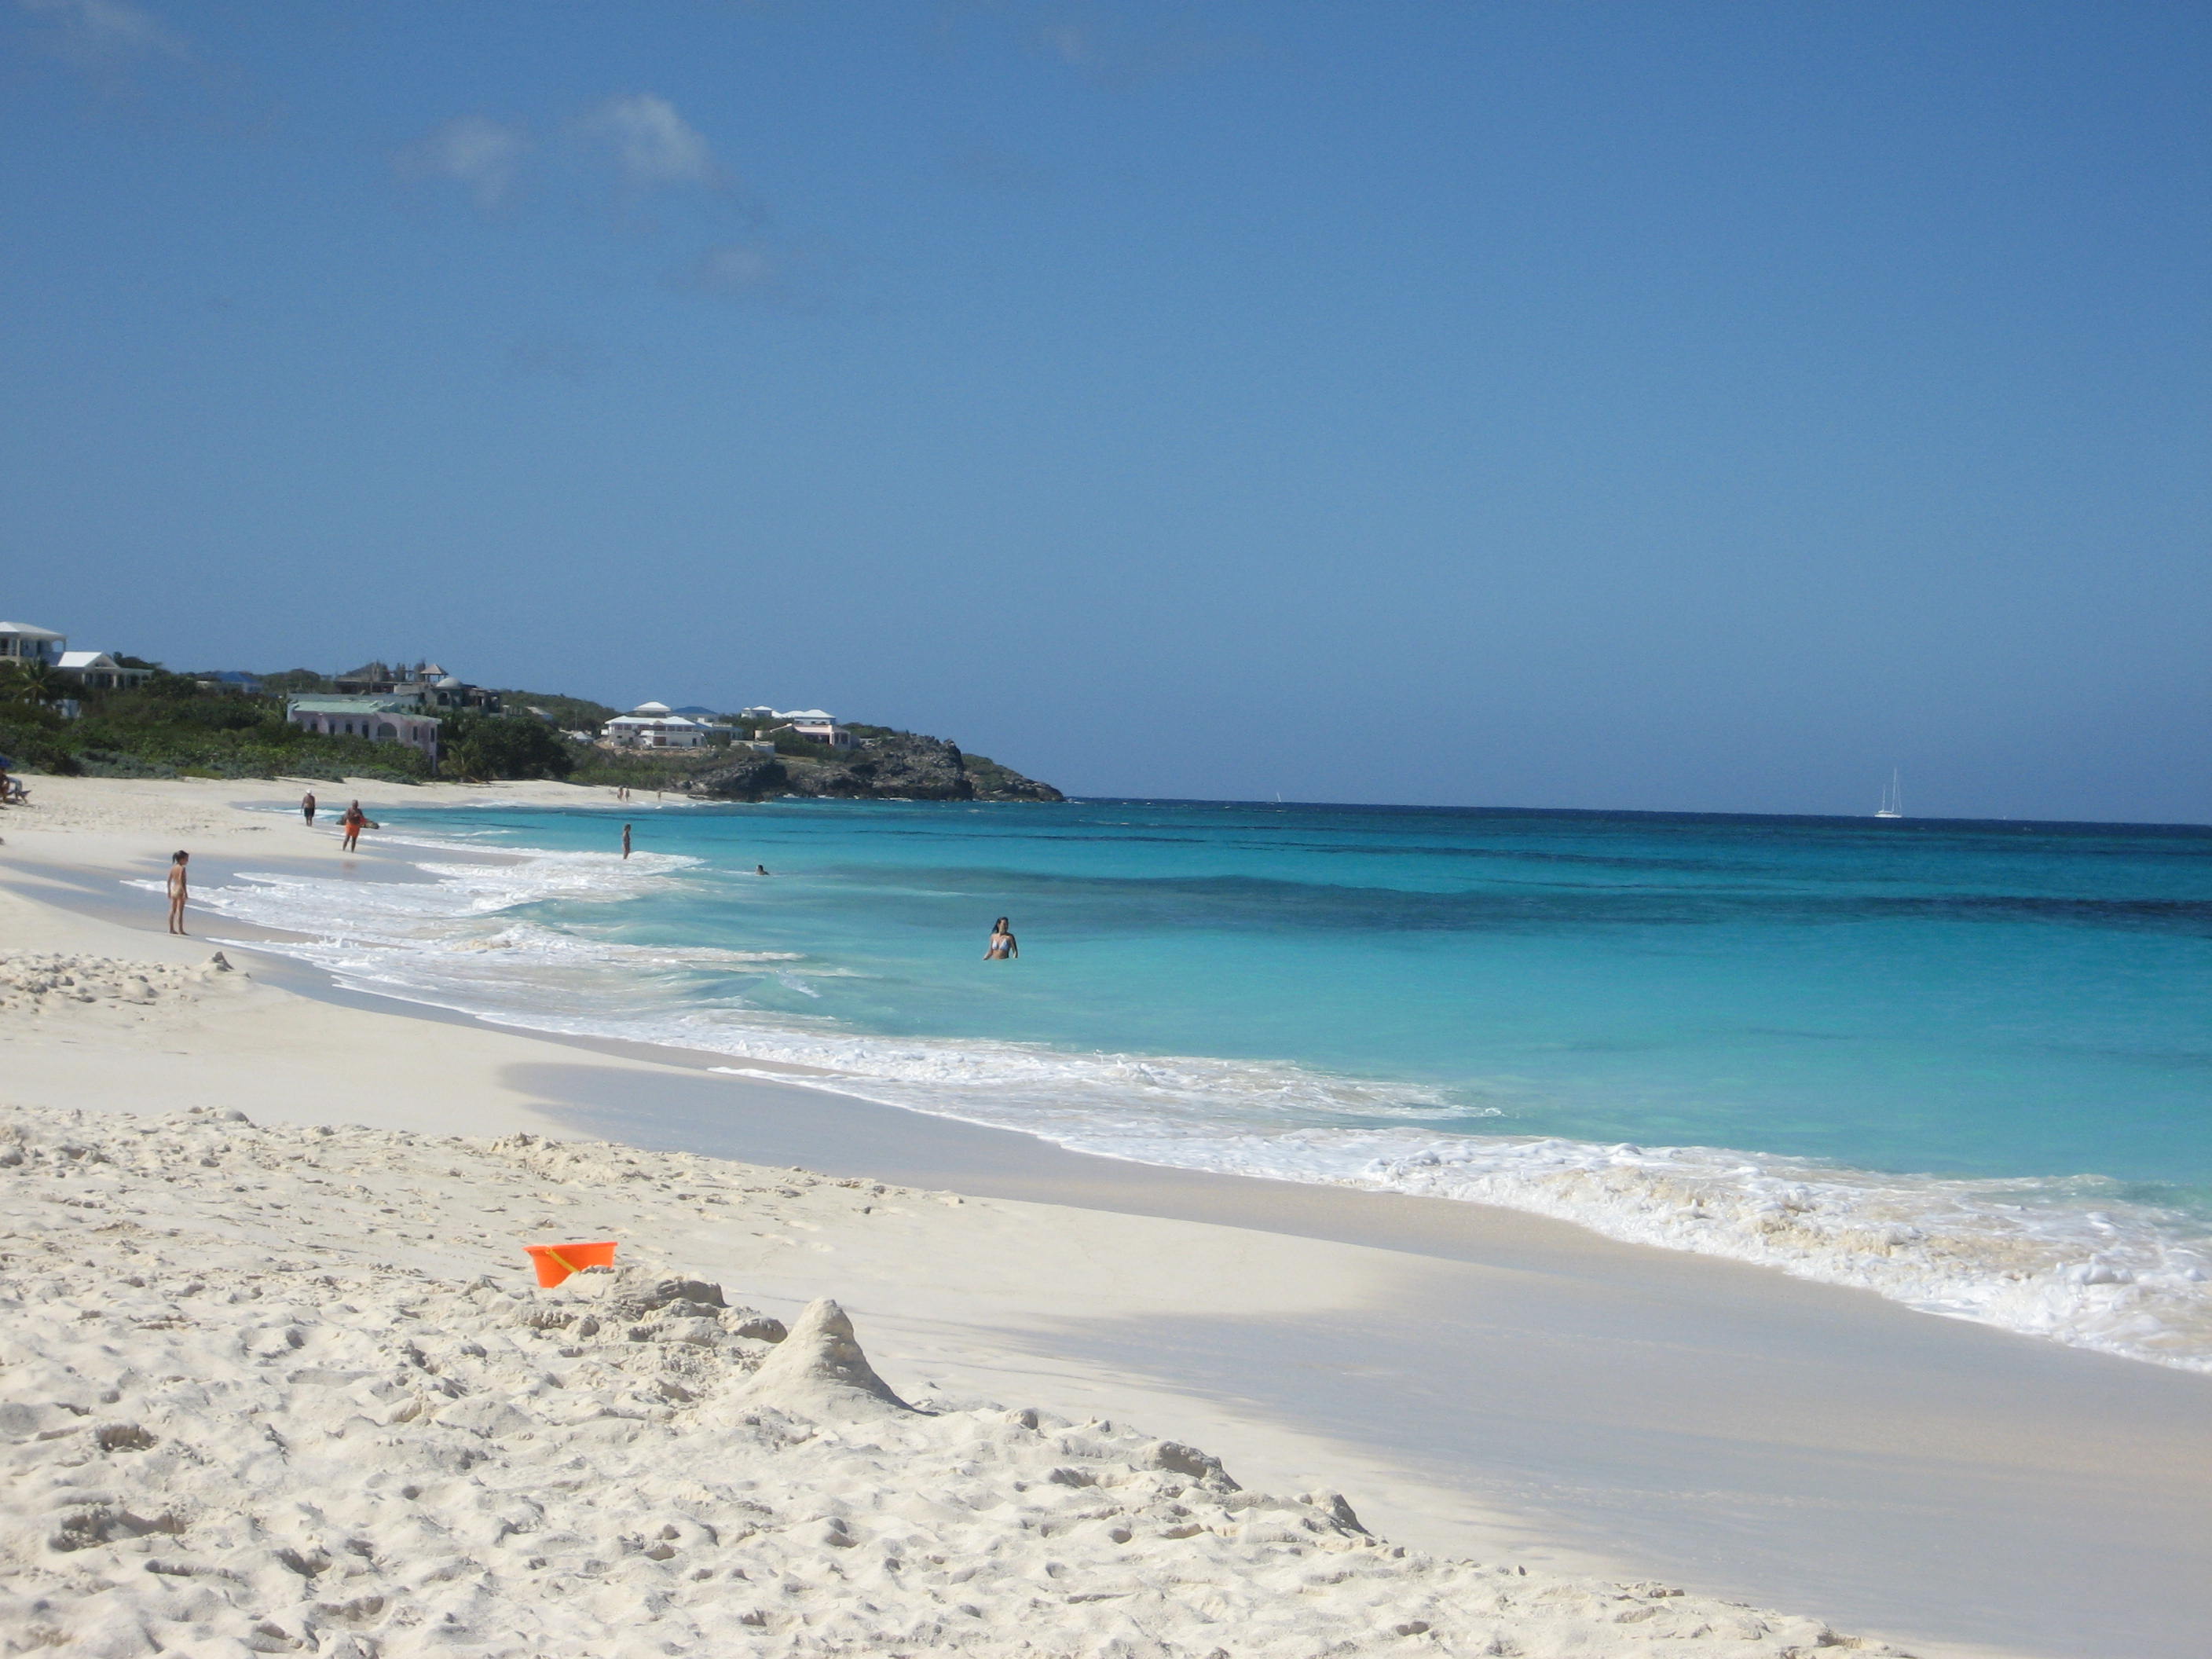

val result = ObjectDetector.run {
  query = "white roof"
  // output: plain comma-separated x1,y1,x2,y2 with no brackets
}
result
779,709,835,722
630,701,673,715
606,712,702,727
0,621,65,641
57,650,119,669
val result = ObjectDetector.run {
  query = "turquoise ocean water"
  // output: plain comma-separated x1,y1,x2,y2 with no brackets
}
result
191,797,2212,1370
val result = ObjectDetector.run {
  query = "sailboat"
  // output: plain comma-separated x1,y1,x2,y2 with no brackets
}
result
1875,769,1903,819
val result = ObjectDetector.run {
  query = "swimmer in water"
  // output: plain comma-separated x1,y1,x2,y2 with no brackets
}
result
984,916,1017,961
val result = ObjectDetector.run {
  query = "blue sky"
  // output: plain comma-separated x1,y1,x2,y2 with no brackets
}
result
3,2,2206,820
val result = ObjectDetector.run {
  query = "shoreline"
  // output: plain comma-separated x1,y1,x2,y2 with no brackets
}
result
112,783,2212,1381
5,777,2212,1654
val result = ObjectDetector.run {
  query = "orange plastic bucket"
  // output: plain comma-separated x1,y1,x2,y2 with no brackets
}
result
525,1240,618,1287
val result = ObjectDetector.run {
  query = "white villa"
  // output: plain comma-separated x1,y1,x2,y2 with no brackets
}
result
57,650,153,690
0,622,66,667
603,702,716,749
1,624,154,690
755,708,854,749
599,700,851,753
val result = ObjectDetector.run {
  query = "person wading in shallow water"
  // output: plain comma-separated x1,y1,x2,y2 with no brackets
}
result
621,822,632,860
301,790,317,826
340,800,366,853
166,851,189,935
984,916,1018,961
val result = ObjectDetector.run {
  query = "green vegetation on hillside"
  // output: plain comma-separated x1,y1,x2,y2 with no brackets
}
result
0,662,1060,799
492,690,621,732
256,668,334,695
438,710,575,782
0,669,430,782
566,747,717,791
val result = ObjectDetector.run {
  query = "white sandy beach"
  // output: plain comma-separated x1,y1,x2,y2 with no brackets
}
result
0,1101,1896,1658
3,777,2209,1657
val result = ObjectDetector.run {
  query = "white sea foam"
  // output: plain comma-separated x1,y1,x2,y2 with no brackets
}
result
181,837,2212,1375
1113,1128,2212,1368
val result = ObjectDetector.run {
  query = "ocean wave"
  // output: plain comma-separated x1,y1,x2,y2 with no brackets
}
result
1144,1130,2212,1369
679,1067,2212,1372
178,833,2212,1375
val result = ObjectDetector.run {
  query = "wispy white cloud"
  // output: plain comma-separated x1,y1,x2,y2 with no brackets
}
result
947,2,1258,91
694,244,776,293
580,93,722,192
397,115,533,212
687,240,840,311
16,0,189,62
1046,18,1256,86
402,91,833,314
400,95,722,213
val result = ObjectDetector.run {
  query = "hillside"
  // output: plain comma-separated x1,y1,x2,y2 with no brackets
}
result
594,731,1063,803
0,668,1062,800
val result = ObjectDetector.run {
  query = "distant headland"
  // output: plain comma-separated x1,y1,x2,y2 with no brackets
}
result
0,626,1061,801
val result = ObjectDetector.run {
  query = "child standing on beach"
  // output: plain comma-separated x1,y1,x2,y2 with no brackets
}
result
166,851,189,935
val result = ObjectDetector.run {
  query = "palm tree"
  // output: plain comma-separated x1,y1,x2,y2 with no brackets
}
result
0,659,61,709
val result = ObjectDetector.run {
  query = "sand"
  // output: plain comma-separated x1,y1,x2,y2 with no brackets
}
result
0,1100,1896,1657
2,775,2207,1656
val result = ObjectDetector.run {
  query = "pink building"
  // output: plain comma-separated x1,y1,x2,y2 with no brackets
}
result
772,709,855,749
287,697,441,765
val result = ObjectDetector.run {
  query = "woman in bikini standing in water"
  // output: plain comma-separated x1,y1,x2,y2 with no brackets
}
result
983,917,1017,961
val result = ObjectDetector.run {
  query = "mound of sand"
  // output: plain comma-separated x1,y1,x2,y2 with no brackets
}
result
0,1104,1905,1657
0,951,237,1017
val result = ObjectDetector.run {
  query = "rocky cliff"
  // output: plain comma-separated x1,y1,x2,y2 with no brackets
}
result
690,732,1063,804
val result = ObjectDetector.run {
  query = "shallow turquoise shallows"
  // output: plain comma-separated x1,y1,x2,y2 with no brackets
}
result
200,797,2212,1371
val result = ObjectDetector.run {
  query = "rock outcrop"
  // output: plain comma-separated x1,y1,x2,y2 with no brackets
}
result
692,732,1062,804
690,751,789,799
